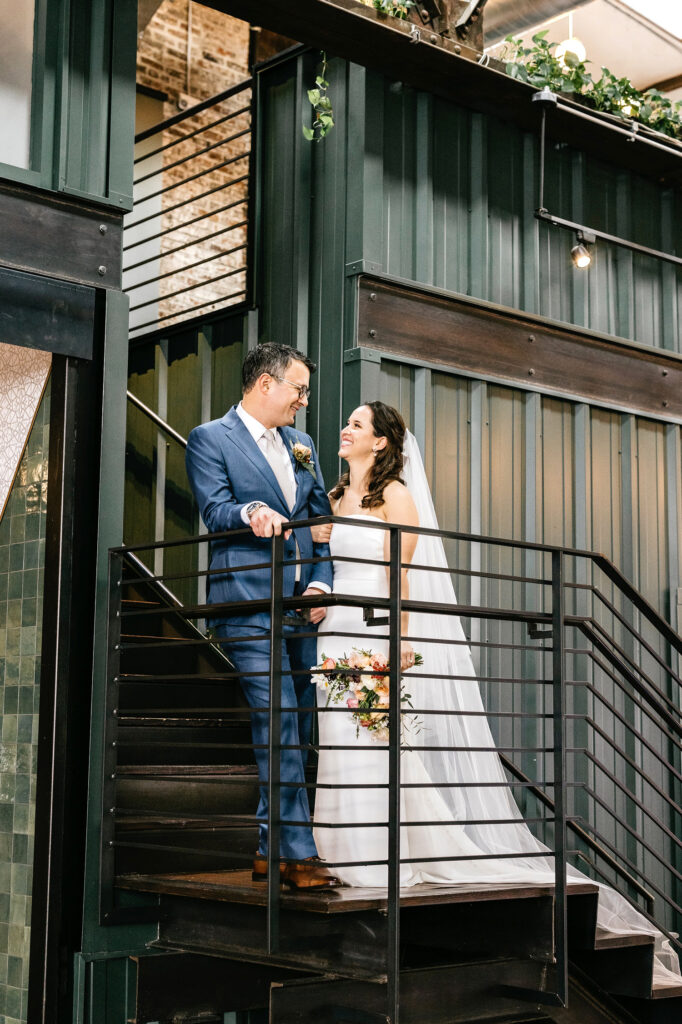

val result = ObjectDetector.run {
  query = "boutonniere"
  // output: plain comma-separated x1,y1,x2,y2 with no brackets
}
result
290,440,316,478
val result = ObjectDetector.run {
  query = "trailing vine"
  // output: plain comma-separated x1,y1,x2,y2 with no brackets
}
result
503,31,682,141
370,0,415,17
303,52,334,142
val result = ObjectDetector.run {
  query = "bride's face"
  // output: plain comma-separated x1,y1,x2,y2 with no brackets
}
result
339,405,385,462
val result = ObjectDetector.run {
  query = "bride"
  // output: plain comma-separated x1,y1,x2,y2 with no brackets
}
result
310,400,680,983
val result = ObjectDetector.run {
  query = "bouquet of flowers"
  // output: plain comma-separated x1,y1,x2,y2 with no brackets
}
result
312,646,423,742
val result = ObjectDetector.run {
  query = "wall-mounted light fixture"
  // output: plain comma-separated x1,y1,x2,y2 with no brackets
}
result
571,230,595,269
531,88,682,269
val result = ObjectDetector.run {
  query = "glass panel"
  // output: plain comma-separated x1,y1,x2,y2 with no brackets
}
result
0,371,50,1024
0,2,36,170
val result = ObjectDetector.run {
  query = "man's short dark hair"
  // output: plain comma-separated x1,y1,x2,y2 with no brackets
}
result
241,342,316,393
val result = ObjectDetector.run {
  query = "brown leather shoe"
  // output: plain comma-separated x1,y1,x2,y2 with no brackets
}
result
251,854,286,882
282,857,340,890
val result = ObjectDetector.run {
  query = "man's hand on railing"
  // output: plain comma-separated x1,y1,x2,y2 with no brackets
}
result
310,522,333,544
248,505,292,540
300,586,327,624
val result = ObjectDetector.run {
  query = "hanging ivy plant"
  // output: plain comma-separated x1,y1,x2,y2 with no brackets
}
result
371,0,415,18
303,52,334,142
503,31,682,142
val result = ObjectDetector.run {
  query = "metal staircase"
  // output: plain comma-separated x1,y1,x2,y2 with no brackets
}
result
100,519,682,1024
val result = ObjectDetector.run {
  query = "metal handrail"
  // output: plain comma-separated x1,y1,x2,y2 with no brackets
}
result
126,391,187,448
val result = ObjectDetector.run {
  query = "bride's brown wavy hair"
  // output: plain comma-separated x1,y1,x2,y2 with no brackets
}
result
330,401,406,509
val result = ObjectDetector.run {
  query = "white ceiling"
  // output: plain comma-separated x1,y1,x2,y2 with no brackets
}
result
486,0,682,101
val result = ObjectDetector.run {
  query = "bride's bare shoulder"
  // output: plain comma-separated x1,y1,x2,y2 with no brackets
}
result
382,479,418,523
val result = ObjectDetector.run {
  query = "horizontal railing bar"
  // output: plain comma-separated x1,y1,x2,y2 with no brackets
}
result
133,150,250,207
123,196,247,252
125,241,247,293
134,77,252,143
123,223,247,276
129,289,247,333
113,807,556,828
126,391,187,447
124,174,248,232
110,514,644,563
134,105,251,164
129,263,245,312
117,705,555,718
134,126,250,185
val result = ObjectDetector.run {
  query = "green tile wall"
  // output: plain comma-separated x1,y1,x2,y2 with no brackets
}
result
0,381,49,1024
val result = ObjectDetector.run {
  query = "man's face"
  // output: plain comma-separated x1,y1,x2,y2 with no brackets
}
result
265,359,310,426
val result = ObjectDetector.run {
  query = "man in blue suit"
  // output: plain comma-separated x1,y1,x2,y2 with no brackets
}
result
185,343,338,889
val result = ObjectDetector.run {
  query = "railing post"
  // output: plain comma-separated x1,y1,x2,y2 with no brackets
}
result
387,527,402,1024
267,531,284,954
100,552,122,924
551,550,567,1006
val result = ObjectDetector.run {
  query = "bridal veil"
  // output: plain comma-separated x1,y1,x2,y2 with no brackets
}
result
401,430,680,983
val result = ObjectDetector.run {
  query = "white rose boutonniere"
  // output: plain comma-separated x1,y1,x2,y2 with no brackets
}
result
290,440,316,478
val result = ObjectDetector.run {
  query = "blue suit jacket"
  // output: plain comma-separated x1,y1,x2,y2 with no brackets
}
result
185,406,333,626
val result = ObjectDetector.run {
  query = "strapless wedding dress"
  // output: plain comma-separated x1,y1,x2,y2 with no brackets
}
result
314,515,551,887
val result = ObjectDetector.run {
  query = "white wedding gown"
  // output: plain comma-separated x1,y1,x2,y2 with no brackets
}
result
313,508,681,984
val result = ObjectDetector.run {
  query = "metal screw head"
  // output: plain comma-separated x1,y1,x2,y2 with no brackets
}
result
528,368,535,376
98,265,107,276
454,44,461,54
430,34,438,43
528,334,535,343
369,292,377,301
662,369,668,376
663,400,670,408
368,329,377,338
99,224,108,235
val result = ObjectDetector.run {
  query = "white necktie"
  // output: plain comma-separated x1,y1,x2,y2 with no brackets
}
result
262,429,296,511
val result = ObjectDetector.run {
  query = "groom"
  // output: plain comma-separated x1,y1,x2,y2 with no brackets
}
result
185,342,337,889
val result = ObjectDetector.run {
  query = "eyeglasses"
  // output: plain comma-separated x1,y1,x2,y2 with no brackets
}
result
273,376,311,400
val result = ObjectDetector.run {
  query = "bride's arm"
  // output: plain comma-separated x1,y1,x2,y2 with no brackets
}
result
382,482,419,670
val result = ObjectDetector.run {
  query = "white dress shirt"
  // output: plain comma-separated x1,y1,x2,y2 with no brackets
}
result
236,402,330,594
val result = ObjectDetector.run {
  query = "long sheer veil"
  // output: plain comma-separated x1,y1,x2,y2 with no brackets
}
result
401,430,680,983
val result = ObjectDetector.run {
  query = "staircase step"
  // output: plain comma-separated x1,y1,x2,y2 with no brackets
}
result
116,766,260,815
115,827,256,874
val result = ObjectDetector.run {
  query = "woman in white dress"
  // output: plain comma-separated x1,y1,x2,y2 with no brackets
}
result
310,400,680,984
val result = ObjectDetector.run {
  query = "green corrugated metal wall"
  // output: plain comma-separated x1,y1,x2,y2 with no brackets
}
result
256,53,682,929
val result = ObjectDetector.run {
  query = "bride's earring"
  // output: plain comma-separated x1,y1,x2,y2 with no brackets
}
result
371,448,379,456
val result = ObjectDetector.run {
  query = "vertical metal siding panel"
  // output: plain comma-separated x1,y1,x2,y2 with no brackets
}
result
570,152,588,329
414,93,434,287
660,190,680,354
486,119,522,309
432,101,471,296
469,114,489,302
521,134,540,315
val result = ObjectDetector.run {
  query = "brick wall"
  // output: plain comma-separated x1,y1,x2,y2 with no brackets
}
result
131,1,251,331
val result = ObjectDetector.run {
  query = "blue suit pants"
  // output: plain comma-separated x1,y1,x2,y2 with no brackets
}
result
215,620,318,860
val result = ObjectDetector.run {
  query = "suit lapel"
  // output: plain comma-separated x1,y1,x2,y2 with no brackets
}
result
221,407,290,512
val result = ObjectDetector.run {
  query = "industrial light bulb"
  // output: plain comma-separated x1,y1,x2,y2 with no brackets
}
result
571,242,591,269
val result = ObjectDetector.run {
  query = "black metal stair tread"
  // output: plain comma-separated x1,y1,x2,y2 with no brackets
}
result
650,982,682,999
116,813,257,830
593,930,656,951
116,869,599,915
117,764,258,777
